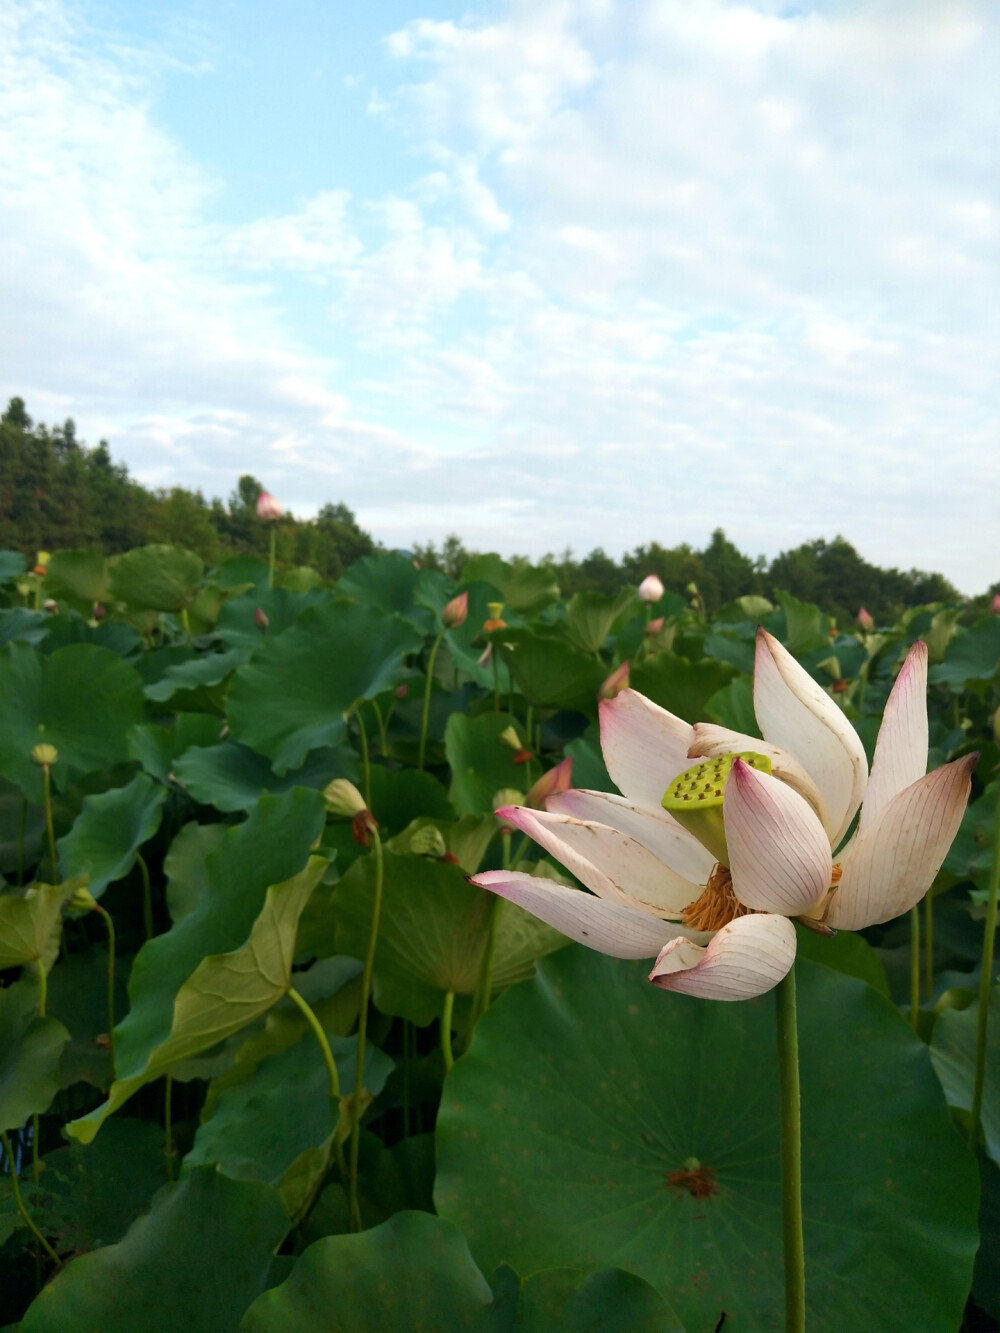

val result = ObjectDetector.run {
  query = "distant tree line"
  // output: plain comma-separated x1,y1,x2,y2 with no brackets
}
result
0,397,969,622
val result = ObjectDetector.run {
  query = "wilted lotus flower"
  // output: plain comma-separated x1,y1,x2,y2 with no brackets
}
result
638,574,664,603
599,661,630,700
442,591,469,628
471,630,975,1001
256,490,283,521
857,607,874,632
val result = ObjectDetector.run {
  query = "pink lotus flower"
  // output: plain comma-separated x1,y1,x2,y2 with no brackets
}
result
857,607,874,631
992,593,1000,615
442,591,469,629
638,574,664,603
599,661,630,700
256,490,283,520
471,630,975,1001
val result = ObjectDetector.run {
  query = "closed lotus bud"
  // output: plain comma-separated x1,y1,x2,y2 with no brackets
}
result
69,886,99,913
442,591,469,628
323,778,367,817
256,490,283,520
254,606,270,632
499,726,523,751
526,756,573,809
857,607,874,631
492,789,525,822
43,598,58,613
992,593,1000,615
93,602,106,620
394,683,409,699
638,574,664,603
31,743,58,766
645,616,665,637
410,825,448,859
599,660,630,700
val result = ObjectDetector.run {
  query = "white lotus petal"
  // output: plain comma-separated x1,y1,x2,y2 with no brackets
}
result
859,640,928,835
546,789,716,884
648,913,797,1000
828,753,977,930
598,689,694,809
754,629,868,847
724,761,832,915
498,805,695,916
471,871,686,959
688,723,831,835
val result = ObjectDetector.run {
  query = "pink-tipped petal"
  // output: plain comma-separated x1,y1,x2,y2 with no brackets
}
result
497,805,696,916
689,723,831,833
724,761,833,915
828,753,978,930
472,871,685,959
858,641,929,835
546,788,716,884
754,628,868,847
648,913,797,1000
599,689,695,809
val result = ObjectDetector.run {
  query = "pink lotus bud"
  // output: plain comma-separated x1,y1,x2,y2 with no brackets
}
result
599,660,630,700
394,683,409,699
526,756,574,809
638,575,664,604
856,607,874,631
256,490,283,520
644,616,665,637
254,607,270,631
442,591,469,628
992,593,1000,615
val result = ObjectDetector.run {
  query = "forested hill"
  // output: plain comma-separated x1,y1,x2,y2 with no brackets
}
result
0,396,969,624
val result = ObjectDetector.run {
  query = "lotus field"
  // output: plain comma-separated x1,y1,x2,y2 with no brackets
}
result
1,538,1000,1332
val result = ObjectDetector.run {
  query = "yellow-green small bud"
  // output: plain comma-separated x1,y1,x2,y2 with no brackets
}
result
31,743,58,766
498,726,522,751
662,752,771,865
323,779,367,818
69,886,100,913
492,788,525,813
410,825,448,859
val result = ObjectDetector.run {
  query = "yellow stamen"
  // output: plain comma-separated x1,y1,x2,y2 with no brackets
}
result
681,864,753,932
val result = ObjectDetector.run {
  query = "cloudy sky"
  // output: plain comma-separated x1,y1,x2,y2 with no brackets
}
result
1,0,997,592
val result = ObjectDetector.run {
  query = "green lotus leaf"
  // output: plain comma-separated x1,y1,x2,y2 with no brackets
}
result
494,629,604,711
929,616,1000,691
213,585,327,654
0,876,88,974
0,642,146,801
436,951,978,1333
227,600,423,774
173,740,359,813
20,1168,288,1333
108,544,205,612
0,978,70,1131
931,982,1000,1165
444,712,530,816
43,551,109,613
559,588,638,655
631,652,738,723
57,771,166,898
127,713,226,783
461,554,560,616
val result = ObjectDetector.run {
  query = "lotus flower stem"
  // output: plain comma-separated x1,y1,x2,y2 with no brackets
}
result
970,785,1000,1150
41,763,57,884
17,794,25,886
909,906,921,1032
924,893,935,1001
267,526,276,589
1,1130,61,1269
371,698,388,757
418,631,445,770
180,607,192,645
96,905,117,1068
164,1071,175,1181
441,991,455,1072
349,826,385,1230
492,648,500,712
287,985,351,1195
136,851,153,941
775,966,806,1333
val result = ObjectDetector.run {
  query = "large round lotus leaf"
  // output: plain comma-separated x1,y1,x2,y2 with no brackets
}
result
0,978,70,1131
461,554,560,616
631,652,738,724
931,982,1000,1165
42,551,108,612
494,629,604,711
108,544,204,612
444,711,532,816
337,552,436,632
227,600,423,774
0,642,146,801
558,588,637,656
214,586,327,654
435,950,978,1333
57,771,166,897
21,1167,288,1333
0,551,26,583
173,740,359,813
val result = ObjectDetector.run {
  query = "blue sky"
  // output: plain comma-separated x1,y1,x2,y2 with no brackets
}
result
1,0,998,592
